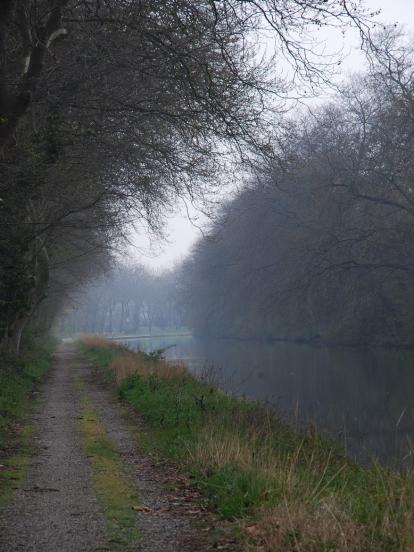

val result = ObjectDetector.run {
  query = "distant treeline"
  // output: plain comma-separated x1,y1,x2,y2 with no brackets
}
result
181,53,414,347
61,266,184,336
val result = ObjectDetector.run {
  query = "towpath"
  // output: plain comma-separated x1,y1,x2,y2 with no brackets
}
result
0,344,211,552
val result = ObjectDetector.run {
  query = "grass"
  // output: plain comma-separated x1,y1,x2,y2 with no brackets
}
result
79,335,414,552
75,375,140,551
0,338,56,503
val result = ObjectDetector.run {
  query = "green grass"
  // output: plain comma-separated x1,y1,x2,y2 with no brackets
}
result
76,376,140,551
83,346,122,374
0,338,56,502
82,340,414,551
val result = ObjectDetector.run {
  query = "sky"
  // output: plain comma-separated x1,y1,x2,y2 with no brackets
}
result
132,0,414,271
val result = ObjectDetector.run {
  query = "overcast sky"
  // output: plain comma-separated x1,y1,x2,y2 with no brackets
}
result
131,0,414,271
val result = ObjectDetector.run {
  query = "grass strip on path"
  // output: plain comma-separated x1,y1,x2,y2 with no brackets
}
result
0,339,56,504
75,375,140,551
79,335,414,552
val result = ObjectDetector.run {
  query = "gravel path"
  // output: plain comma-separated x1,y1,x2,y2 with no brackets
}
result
0,345,211,552
0,346,107,552
81,362,210,552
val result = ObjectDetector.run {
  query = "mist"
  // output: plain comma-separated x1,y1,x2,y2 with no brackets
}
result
3,2,414,550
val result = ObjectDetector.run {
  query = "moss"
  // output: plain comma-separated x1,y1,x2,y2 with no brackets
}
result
76,377,140,551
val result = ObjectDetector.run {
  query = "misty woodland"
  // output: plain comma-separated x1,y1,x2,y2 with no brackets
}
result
3,2,414,552
0,0,389,351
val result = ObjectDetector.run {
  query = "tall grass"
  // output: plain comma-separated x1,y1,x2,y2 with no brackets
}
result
79,335,187,383
81,335,414,551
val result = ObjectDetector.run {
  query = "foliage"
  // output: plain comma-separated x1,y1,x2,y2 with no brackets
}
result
140,347,171,362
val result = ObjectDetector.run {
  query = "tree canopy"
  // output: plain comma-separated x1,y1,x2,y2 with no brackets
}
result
0,0,373,352
181,32,414,346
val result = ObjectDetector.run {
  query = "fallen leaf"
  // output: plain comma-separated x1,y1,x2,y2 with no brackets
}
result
132,505,153,513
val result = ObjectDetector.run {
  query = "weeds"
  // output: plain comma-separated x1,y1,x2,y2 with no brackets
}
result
0,338,56,502
81,336,414,551
140,345,175,361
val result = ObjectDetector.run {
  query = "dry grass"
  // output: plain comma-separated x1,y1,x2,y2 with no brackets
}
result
79,335,187,384
189,427,256,469
79,335,118,349
258,502,414,552
250,500,365,552
189,424,414,551
109,353,188,384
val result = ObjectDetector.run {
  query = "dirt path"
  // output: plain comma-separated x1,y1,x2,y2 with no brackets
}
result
0,345,212,552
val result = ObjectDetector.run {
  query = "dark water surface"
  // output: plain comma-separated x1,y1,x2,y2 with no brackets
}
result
118,335,414,468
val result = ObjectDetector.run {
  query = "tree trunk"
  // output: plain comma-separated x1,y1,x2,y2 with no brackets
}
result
8,316,28,354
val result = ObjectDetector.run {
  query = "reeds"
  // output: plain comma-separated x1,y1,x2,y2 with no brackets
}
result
79,335,187,384
108,353,187,385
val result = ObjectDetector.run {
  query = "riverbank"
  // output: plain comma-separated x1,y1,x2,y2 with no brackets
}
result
80,335,414,551
0,339,56,502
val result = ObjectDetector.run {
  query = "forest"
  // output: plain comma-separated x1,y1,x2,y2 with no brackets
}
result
2,0,377,353
67,33,414,347
0,0,382,353
61,265,184,335
5,3,414,552
2,0,411,351
182,40,414,346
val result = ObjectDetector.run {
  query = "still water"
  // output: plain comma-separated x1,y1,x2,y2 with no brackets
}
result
118,334,414,468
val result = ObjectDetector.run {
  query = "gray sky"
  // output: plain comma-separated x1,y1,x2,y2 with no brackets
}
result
132,0,414,271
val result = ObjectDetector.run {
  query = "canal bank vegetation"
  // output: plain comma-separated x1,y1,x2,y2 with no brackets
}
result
0,338,56,501
80,336,414,551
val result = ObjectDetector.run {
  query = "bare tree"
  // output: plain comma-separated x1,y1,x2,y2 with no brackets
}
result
0,0,375,352
181,34,414,346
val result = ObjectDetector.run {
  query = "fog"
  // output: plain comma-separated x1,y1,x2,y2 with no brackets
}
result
131,0,414,271
4,0,414,469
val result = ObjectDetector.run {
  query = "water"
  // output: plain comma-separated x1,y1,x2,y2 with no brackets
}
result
118,334,414,468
